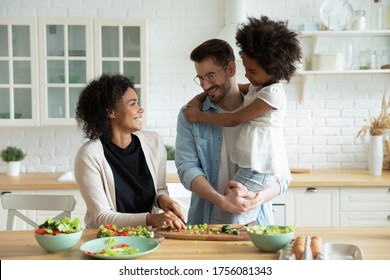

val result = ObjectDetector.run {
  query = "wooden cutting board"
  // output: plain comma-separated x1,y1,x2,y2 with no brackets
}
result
155,224,250,241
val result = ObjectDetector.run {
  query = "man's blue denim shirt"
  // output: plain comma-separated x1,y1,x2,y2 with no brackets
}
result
175,97,288,225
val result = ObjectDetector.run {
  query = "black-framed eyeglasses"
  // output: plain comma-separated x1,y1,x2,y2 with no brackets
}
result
193,65,227,86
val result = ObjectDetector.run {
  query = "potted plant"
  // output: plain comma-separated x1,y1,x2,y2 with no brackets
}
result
1,146,26,176
165,145,176,173
357,90,390,176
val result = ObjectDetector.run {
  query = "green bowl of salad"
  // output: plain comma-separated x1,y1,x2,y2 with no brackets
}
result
34,217,83,252
247,225,295,252
35,230,83,252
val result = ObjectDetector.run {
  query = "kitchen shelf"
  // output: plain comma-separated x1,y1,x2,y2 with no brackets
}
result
298,69,390,75
300,30,390,37
297,29,390,101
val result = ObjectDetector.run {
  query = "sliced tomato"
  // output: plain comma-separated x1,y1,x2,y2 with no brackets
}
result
112,244,129,249
104,224,114,230
35,228,46,235
82,250,96,256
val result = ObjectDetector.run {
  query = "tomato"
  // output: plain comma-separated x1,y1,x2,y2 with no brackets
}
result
82,250,96,256
35,228,46,235
104,224,115,230
113,244,129,249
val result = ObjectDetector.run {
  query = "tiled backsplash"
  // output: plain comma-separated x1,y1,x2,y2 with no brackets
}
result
0,0,389,173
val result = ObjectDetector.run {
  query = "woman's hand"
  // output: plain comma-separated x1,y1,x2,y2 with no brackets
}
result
145,195,186,229
146,211,186,229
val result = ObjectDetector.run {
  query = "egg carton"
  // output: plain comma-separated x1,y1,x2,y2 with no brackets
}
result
279,236,363,260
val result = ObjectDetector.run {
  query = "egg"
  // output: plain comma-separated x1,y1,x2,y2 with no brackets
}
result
293,244,304,260
310,237,323,259
293,236,305,246
311,236,323,242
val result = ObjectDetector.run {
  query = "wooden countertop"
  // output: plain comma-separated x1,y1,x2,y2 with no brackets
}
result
0,227,389,260
289,169,390,187
1,169,390,191
168,169,390,187
0,172,179,190
0,172,77,190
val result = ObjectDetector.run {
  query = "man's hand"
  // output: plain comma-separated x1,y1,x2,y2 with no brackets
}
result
224,180,255,198
221,180,264,214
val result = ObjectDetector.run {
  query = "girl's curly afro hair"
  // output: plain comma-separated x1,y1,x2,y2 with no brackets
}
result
236,16,302,82
75,74,135,140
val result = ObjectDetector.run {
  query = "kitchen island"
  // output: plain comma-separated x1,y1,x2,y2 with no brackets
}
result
0,227,389,260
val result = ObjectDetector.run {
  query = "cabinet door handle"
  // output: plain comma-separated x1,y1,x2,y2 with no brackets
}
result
306,187,318,192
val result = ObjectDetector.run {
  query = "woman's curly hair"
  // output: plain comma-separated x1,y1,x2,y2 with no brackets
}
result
236,16,302,82
75,74,135,140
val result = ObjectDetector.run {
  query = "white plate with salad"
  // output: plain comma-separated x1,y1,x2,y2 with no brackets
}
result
80,236,159,259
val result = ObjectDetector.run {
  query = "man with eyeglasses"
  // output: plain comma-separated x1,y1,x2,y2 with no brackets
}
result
175,39,286,225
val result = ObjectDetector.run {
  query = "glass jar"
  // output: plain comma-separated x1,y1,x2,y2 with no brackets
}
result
351,10,366,31
360,49,377,69
381,50,390,69
371,0,383,30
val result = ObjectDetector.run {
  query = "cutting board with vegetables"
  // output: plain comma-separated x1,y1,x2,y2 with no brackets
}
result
155,224,250,241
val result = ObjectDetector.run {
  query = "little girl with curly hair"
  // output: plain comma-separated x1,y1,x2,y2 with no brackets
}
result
185,16,302,224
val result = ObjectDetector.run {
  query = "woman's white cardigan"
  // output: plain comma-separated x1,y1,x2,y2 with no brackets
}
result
74,131,169,229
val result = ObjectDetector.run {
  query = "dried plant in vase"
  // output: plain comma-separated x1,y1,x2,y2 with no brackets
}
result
357,90,390,137
357,90,390,176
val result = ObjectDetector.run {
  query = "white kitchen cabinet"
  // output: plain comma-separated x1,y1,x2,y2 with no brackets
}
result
0,189,86,231
0,19,39,126
340,187,390,226
297,30,390,100
285,187,340,226
94,19,147,112
0,18,147,127
38,19,94,125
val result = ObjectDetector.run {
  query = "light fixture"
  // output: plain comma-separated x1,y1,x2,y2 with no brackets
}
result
217,0,247,60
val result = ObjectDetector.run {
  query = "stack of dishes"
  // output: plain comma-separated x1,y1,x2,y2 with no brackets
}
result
319,0,354,31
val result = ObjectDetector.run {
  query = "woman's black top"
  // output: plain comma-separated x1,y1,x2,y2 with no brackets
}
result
101,135,155,213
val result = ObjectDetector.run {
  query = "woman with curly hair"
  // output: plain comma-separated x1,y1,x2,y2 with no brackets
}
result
74,74,185,229
185,16,302,224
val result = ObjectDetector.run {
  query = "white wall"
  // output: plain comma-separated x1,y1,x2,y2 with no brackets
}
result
0,0,390,173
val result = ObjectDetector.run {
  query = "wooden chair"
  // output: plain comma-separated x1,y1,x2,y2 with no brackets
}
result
0,193,76,230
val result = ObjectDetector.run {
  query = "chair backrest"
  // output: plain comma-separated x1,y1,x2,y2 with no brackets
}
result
1,193,76,230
